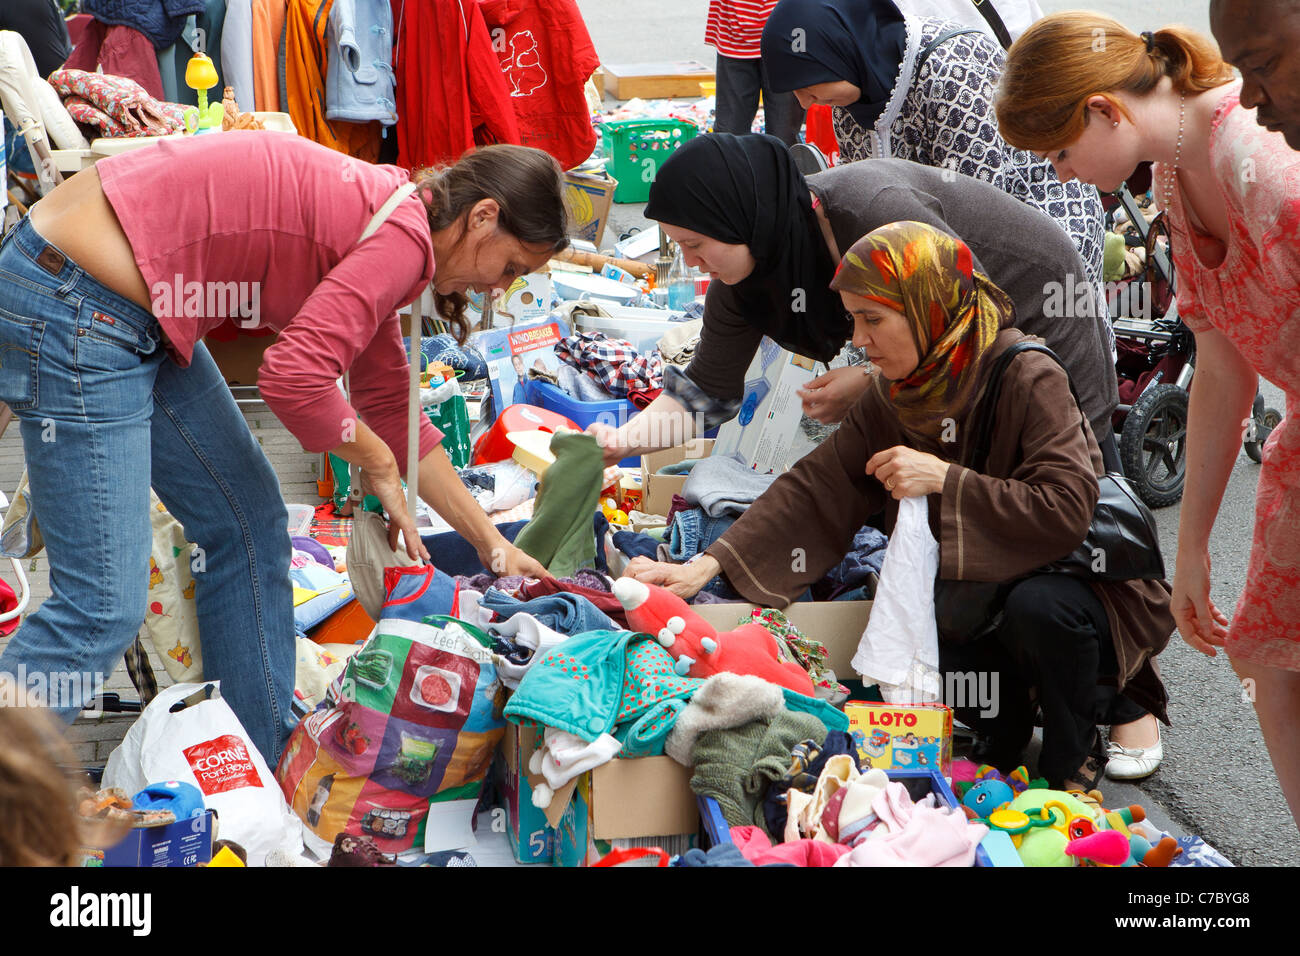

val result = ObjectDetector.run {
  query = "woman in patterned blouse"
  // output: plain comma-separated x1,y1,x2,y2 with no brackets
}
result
760,0,1105,298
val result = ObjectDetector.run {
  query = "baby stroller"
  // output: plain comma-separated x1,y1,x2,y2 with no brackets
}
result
1102,168,1278,508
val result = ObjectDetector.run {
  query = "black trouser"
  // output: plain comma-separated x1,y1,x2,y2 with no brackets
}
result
939,575,1146,786
713,54,805,146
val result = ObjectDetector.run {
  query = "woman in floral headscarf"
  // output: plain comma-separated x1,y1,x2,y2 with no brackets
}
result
629,221,1174,790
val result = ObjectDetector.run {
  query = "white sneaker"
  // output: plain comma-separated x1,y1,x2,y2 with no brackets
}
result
1105,726,1163,780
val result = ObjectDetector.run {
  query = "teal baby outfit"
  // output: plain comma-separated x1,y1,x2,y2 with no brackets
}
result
504,629,701,751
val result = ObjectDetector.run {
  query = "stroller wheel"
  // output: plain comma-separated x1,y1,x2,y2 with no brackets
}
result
1244,392,1283,464
1120,383,1188,508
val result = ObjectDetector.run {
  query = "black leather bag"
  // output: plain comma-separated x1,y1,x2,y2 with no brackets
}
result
934,342,1165,644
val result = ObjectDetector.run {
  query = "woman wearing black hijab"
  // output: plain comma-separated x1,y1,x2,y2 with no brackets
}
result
759,0,1105,302
588,133,1121,473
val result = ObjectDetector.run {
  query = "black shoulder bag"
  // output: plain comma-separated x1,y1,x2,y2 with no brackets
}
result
934,343,1166,645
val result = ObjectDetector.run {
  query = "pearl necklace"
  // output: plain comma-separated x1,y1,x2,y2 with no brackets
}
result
1163,92,1186,212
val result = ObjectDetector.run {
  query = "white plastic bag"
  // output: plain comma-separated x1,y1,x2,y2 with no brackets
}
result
104,682,303,866
851,496,941,704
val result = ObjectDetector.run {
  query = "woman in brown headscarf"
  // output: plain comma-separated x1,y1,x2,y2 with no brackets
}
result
628,221,1174,790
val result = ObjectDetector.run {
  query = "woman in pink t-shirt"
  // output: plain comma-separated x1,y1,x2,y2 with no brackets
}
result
0,132,568,764
997,14,1300,831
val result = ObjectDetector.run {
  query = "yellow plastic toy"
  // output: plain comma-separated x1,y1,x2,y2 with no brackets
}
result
207,845,246,867
184,53,224,130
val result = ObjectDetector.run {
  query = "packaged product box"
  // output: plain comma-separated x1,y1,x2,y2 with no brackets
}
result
493,723,555,864
464,272,554,329
712,338,821,474
80,810,216,867
469,317,571,418
843,701,953,776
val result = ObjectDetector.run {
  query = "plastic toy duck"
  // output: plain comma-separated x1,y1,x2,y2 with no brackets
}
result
184,53,224,130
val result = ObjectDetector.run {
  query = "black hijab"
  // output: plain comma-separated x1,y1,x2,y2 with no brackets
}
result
644,133,849,363
761,0,907,129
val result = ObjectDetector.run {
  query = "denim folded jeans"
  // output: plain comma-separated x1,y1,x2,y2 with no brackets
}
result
0,217,296,765
662,508,740,599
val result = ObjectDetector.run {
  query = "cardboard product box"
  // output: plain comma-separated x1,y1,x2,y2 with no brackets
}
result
712,337,821,475
692,600,871,679
843,701,954,776
524,743,699,867
640,438,716,517
563,170,617,248
464,272,554,329
602,60,715,100
80,810,216,867
494,724,555,864
468,317,571,418
204,332,274,386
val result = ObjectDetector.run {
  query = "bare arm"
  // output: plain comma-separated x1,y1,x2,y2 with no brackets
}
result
1171,327,1253,653
590,390,696,465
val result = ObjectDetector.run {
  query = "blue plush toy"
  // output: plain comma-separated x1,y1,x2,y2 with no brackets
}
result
962,779,1015,819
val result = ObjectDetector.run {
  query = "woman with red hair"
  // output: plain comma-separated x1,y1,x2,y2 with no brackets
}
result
997,12,1300,828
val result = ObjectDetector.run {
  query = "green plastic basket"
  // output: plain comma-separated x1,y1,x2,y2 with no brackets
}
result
600,118,698,203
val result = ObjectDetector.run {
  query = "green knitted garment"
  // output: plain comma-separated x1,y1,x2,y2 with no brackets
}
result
690,709,828,835
514,431,606,578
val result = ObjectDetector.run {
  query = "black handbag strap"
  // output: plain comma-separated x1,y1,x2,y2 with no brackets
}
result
965,341,1091,472
970,0,1014,51
915,27,987,73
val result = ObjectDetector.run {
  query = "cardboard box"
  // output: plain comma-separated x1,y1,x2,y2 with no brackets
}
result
713,338,821,474
693,600,871,679
563,170,617,248
591,66,606,100
204,333,274,386
468,317,571,417
844,701,953,776
640,438,716,517
464,272,554,329
494,724,555,864
603,60,715,100
524,742,698,867
80,810,215,867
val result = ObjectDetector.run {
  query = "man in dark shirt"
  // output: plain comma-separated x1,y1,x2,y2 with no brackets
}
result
0,0,73,77
2,0,73,175
1211,0,1300,151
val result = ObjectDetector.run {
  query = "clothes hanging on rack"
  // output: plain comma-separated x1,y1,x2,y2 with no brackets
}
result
325,0,396,125
252,0,286,110
478,0,599,170
65,19,165,99
82,0,206,52
283,0,381,160
389,0,520,169
221,0,256,111
156,0,226,108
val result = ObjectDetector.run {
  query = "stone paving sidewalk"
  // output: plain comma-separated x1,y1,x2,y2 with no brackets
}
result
0,397,322,767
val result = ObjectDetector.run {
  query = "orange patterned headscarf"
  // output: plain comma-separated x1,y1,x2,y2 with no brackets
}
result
830,221,1015,451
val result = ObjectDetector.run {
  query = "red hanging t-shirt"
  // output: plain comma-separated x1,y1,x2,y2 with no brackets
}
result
477,0,600,171
391,0,521,169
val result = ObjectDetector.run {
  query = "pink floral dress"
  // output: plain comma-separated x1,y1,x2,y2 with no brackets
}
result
1158,81,1300,671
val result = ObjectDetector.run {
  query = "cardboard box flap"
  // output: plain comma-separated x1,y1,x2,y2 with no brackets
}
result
589,757,696,839
693,600,871,678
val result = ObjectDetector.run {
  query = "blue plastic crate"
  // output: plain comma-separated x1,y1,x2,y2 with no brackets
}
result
523,379,641,467
697,766,1004,867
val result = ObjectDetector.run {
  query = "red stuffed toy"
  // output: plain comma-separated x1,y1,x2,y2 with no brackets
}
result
612,578,814,695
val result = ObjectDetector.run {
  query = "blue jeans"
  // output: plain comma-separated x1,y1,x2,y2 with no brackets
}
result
0,217,296,764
